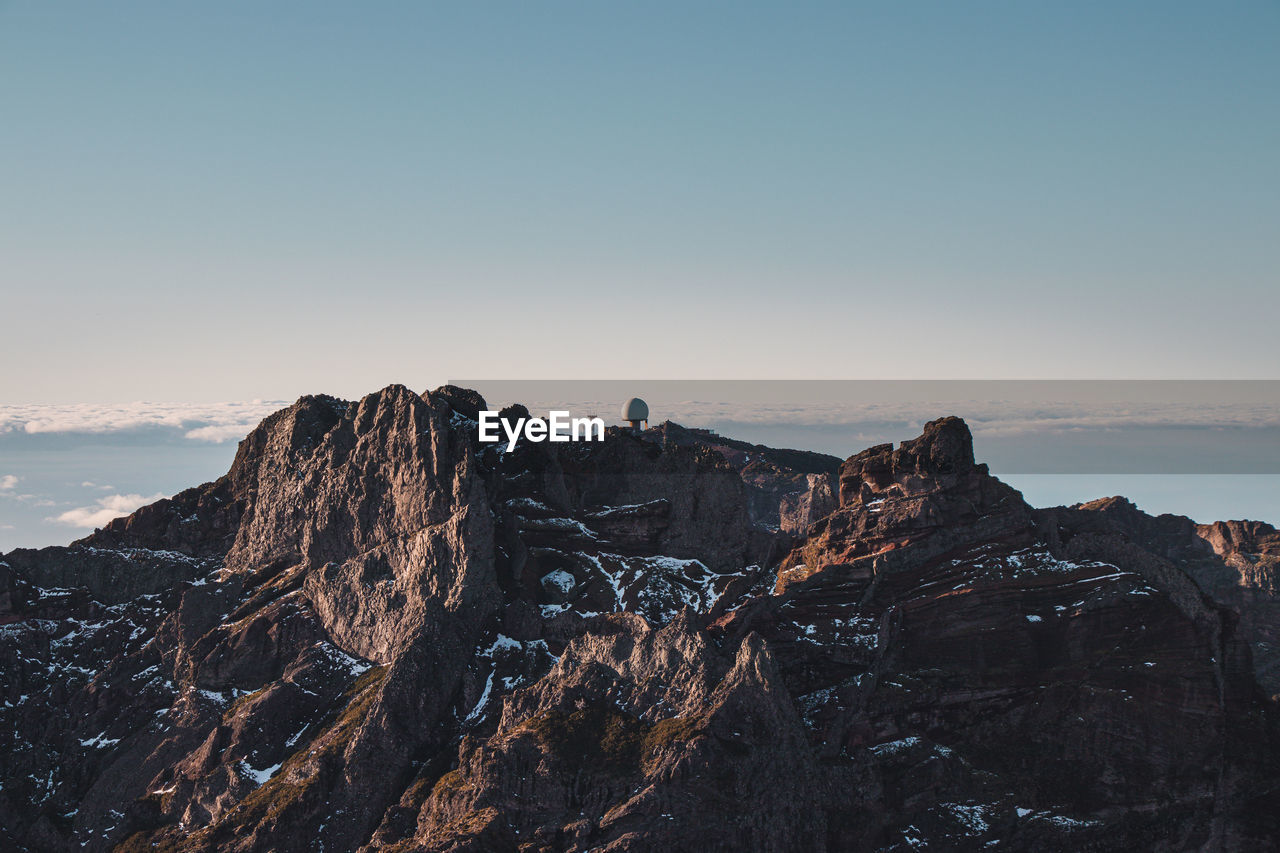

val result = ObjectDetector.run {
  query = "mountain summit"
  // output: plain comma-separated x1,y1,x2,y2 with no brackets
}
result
2,386,1278,851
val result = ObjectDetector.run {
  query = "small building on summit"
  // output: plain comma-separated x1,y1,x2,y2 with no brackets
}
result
622,397,649,433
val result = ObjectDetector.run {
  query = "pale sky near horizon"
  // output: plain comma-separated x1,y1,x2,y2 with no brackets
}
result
2,1,1278,402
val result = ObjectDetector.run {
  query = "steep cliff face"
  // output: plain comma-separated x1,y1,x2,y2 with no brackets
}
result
1050,496,1280,700
2,394,1278,852
2,386,508,853
392,614,824,853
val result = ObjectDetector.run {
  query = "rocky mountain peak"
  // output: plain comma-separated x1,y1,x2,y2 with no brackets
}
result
838,415,977,505
4,392,1280,851
226,393,349,487
423,384,488,421
779,416,1029,590
1198,518,1280,558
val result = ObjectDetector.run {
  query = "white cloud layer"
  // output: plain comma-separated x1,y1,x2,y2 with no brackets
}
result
518,399,1280,435
4,396,1278,449
0,474,18,491
52,493,168,529
183,423,267,443
0,401,286,443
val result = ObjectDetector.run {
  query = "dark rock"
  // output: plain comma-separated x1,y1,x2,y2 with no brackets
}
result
779,472,837,535
426,384,489,422
3,397,1279,852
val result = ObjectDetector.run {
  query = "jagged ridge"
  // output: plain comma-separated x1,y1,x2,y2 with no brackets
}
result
2,387,1279,852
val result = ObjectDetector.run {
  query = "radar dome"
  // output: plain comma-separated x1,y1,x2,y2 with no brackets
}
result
622,397,649,422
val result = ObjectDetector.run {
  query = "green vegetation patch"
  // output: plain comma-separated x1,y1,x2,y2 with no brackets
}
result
430,768,467,799
224,664,389,829
646,715,702,751
222,684,270,720
113,828,191,853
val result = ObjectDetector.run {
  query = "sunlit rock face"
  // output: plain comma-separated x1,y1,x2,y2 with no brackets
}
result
3,393,1279,852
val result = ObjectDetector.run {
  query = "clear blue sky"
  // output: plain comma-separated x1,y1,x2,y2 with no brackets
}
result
2,1,1277,400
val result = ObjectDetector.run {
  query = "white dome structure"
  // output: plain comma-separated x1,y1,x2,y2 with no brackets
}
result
622,397,649,432
622,398,649,421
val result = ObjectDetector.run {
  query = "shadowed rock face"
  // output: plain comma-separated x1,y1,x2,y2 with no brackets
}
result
2,396,1279,852
1049,496,1280,700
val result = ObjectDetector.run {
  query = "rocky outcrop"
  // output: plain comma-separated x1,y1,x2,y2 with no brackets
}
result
392,613,824,852
2,546,218,606
1043,496,1280,699
777,416,1029,591
3,396,1279,852
644,420,841,529
779,472,837,535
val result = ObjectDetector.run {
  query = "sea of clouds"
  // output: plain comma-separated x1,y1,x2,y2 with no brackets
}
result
0,402,285,549
516,397,1280,433
4,395,1278,447
2,391,1279,551
0,400,287,443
